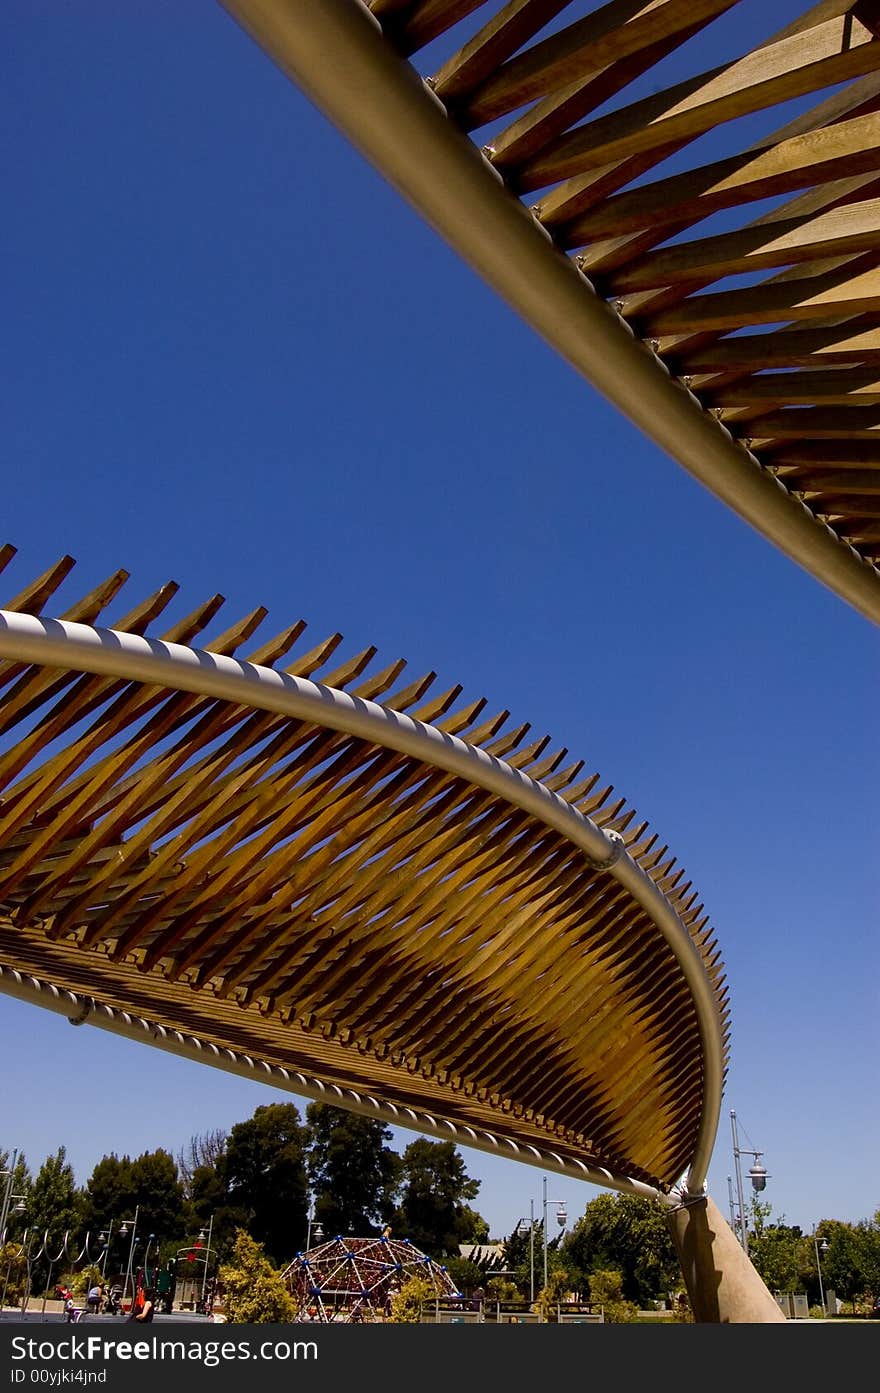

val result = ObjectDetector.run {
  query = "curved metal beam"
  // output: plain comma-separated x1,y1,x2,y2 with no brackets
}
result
216,0,880,627
0,963,669,1204
0,608,723,1192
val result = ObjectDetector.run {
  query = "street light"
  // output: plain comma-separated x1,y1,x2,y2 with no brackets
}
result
813,1228,829,1315
730,1110,770,1256
99,1222,115,1278
0,1150,24,1243
541,1177,567,1294
198,1216,214,1308
305,1207,323,1251
514,1204,536,1303
118,1208,140,1308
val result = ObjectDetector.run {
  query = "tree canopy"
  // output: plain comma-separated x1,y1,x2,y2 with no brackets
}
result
305,1104,400,1238
393,1139,486,1257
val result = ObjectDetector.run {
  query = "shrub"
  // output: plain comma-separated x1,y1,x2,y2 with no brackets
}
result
218,1230,296,1324
588,1269,638,1324
0,1243,28,1308
388,1275,434,1323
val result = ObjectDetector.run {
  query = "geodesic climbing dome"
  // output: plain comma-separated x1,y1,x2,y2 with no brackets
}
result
281,1235,459,1322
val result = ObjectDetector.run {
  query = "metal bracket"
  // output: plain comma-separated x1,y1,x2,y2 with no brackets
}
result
67,996,95,1026
585,828,625,871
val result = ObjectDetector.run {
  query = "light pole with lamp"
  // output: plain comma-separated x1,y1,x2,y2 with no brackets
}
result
813,1229,829,1315
118,1209,140,1309
0,1151,23,1244
514,1205,536,1304
305,1206,323,1252
198,1215,214,1308
99,1221,115,1279
0,1197,28,1316
730,1110,769,1256
541,1177,567,1295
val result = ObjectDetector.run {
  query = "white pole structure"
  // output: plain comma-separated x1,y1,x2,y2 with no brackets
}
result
542,1177,548,1297
0,1150,18,1244
215,0,880,628
813,1229,827,1315
731,1111,750,1255
100,1219,114,1279
529,1200,534,1306
121,1207,140,1309
200,1214,214,1307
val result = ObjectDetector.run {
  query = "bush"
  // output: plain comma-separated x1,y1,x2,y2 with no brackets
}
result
218,1230,296,1324
0,1243,28,1309
70,1264,103,1298
388,1275,434,1323
486,1276,520,1303
588,1269,638,1324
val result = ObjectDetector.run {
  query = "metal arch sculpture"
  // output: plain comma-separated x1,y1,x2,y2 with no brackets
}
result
0,549,726,1204
281,1235,459,1322
216,0,880,626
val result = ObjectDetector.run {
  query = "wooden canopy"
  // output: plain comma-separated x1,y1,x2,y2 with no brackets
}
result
0,550,727,1198
219,0,880,623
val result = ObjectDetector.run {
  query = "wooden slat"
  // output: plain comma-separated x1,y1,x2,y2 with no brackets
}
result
518,12,879,190
487,17,715,172
560,110,880,243
671,320,880,371
432,0,572,106
640,256,880,335
707,369,880,407
459,0,739,128
608,196,880,292
748,405,880,436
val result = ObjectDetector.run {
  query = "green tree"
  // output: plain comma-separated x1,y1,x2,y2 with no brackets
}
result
443,1255,485,1296
221,1104,309,1263
218,1229,296,1323
0,1150,33,1231
818,1221,864,1309
394,1139,486,1258
744,1198,804,1293
305,1104,400,1238
82,1150,185,1245
26,1148,79,1295
562,1193,679,1305
854,1210,880,1301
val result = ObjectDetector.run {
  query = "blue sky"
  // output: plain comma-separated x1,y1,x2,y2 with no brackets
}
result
1,1,877,1243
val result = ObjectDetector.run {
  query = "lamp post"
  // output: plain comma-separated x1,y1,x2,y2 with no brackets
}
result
118,1208,140,1308
541,1177,567,1295
0,1151,21,1243
514,1205,536,1304
305,1207,323,1252
199,1215,214,1307
813,1229,829,1315
99,1221,114,1278
730,1110,769,1256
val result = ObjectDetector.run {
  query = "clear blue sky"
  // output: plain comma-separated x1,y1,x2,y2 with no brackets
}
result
1,1,877,1244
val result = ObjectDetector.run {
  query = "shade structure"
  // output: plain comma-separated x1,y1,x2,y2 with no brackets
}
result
217,0,880,625
0,548,727,1201
281,1235,459,1321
